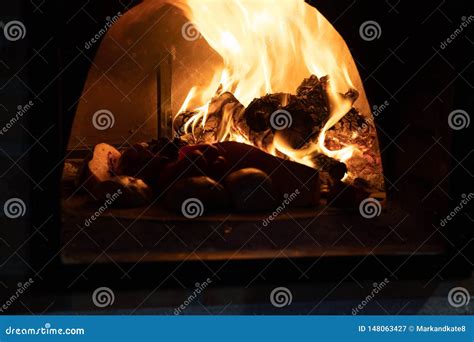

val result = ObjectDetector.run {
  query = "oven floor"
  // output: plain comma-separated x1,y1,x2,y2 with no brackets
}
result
61,195,444,264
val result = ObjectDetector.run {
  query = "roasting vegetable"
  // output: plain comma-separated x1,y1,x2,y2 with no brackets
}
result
224,168,277,212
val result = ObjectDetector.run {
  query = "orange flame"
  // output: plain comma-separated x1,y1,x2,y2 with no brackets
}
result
173,0,360,168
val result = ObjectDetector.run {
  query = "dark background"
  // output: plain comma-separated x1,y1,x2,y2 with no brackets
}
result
0,0,472,314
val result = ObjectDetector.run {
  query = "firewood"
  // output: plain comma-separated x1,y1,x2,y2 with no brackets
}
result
243,93,294,132
296,74,330,111
174,92,245,144
172,74,365,160
310,153,347,181
240,75,331,150
172,111,196,137
273,101,316,149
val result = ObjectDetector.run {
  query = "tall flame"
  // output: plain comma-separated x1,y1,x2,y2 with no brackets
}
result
172,0,359,168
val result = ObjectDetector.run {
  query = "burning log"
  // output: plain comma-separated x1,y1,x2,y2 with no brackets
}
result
243,93,295,132
173,74,364,166
172,111,196,138
273,101,316,149
296,74,330,112
174,75,334,151
270,75,331,149
173,91,245,144
310,153,347,181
